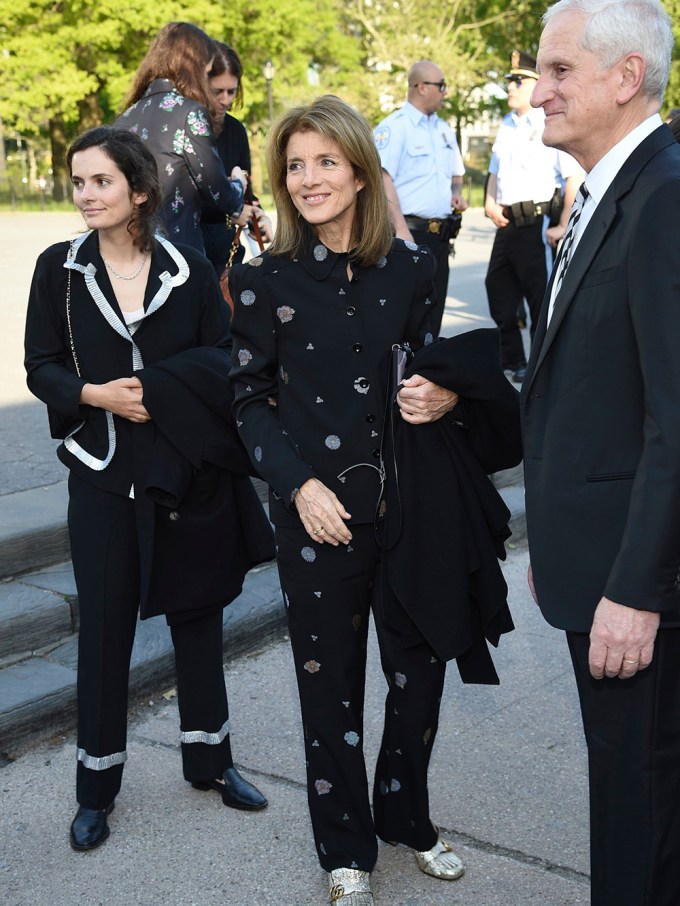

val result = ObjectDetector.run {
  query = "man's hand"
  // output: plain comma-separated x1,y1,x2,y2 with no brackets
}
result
546,223,566,248
485,200,510,229
451,193,469,212
397,375,458,424
527,563,538,604
589,597,660,680
394,226,416,243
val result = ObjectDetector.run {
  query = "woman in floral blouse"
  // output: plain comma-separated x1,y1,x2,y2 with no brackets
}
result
116,22,254,253
229,95,465,906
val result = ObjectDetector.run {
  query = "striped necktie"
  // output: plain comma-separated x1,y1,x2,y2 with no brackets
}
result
554,182,589,296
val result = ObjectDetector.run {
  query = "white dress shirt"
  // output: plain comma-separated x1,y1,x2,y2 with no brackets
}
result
546,113,663,325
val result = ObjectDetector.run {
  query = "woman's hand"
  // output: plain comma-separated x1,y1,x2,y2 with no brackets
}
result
230,166,248,192
397,375,459,424
295,478,352,546
80,377,151,423
232,204,257,228
251,207,274,243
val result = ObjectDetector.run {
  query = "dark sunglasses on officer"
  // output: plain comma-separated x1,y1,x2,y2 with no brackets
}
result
506,75,537,87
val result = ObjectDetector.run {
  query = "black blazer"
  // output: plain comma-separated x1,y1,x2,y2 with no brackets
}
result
25,231,274,620
521,125,680,631
228,238,437,526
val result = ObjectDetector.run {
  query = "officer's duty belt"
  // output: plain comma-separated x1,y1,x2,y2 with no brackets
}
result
501,199,552,228
404,215,445,235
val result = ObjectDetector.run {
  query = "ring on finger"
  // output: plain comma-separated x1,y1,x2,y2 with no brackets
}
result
313,527,324,535
623,658,639,664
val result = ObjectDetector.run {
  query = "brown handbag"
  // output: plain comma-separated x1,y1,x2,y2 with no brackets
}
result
219,183,266,315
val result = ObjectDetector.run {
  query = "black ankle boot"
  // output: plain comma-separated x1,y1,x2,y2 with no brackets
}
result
70,801,115,851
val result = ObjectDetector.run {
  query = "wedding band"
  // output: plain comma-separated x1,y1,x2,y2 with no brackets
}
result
314,528,324,534
623,658,639,664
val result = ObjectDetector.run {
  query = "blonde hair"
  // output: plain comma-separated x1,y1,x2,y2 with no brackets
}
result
266,95,393,267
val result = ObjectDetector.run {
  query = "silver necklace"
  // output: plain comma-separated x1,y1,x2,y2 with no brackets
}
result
101,250,149,280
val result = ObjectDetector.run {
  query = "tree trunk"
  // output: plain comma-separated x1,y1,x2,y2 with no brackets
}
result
49,116,70,202
78,93,104,131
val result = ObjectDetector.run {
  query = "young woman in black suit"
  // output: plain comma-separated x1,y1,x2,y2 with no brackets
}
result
24,126,273,852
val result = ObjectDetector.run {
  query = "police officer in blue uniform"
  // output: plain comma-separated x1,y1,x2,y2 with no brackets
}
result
374,60,468,336
484,51,582,382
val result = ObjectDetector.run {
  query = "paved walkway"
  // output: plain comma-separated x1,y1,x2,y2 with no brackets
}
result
2,544,590,906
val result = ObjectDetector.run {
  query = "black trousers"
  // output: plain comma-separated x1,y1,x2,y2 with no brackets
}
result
567,630,680,906
409,227,451,337
275,523,446,873
68,474,232,810
485,220,552,369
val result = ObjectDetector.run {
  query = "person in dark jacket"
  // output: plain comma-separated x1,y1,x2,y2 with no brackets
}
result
201,42,273,275
116,22,255,253
229,94,520,906
24,126,274,853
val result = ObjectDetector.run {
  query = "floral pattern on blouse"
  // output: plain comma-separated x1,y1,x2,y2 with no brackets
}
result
160,92,184,111
173,129,195,156
116,78,244,253
187,109,211,136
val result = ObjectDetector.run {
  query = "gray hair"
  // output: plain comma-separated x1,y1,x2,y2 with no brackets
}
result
543,0,673,101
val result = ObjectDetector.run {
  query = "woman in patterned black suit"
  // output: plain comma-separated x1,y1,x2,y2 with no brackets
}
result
229,95,465,906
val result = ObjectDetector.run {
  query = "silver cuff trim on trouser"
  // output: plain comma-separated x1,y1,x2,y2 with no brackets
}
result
77,746,128,771
179,718,230,746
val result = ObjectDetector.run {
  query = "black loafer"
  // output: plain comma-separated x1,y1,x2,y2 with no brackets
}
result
192,767,268,811
70,802,115,851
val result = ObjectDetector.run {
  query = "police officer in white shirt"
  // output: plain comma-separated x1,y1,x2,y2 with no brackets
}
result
374,60,468,336
485,51,582,382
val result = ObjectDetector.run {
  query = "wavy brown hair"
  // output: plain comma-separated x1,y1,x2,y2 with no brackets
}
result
123,22,222,133
67,126,162,251
266,95,393,268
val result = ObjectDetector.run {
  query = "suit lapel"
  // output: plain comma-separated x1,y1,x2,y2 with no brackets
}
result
530,199,616,378
525,125,674,394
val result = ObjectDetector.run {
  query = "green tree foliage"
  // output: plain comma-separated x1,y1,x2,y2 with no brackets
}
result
0,0,360,194
346,0,550,127
1,0,679,196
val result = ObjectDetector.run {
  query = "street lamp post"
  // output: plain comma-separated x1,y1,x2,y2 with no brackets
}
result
263,59,275,127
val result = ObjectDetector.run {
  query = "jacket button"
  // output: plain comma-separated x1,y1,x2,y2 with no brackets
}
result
169,511,180,522
366,414,376,423
346,306,356,316
372,448,380,458
352,343,363,353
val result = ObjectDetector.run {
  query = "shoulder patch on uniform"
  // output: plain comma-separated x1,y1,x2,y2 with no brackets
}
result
374,126,390,150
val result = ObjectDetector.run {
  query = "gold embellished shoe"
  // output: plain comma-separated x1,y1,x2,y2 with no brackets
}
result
413,835,465,880
328,867,374,904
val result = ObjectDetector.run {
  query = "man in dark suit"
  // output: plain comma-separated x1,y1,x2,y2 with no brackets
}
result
521,1,680,904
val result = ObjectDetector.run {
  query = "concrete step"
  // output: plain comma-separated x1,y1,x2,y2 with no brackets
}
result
0,478,272,584
0,559,286,755
0,482,70,582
